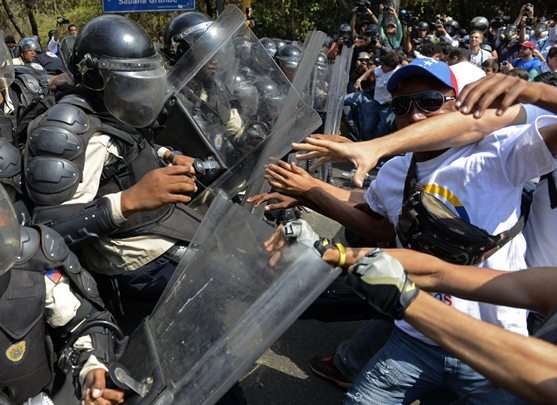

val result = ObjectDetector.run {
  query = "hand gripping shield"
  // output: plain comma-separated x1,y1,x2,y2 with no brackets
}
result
116,192,340,405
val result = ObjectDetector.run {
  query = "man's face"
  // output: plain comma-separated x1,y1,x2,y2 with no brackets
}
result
68,26,78,36
418,29,428,38
519,46,532,58
386,25,396,36
469,33,482,47
392,76,457,129
21,49,36,63
548,53,557,71
356,58,370,69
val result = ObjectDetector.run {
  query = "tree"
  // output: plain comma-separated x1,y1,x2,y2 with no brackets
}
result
1,0,25,37
24,0,39,36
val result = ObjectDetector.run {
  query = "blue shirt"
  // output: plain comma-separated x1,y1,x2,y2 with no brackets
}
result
512,57,543,73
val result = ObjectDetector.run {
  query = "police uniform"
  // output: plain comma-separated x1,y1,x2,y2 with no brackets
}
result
0,225,118,404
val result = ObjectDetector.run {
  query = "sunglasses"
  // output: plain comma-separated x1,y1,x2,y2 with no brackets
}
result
391,90,456,116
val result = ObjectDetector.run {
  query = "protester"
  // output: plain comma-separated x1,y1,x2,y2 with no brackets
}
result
513,40,544,79
4,3,557,405
469,30,493,66
542,46,557,72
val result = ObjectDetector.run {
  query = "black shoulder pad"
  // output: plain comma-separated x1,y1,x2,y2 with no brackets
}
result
24,157,80,206
15,226,40,264
38,225,70,263
42,103,89,132
0,140,22,178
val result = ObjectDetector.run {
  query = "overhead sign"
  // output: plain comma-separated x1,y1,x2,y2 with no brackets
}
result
103,0,195,13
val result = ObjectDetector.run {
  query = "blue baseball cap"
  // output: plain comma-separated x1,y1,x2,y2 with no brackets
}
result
387,58,459,95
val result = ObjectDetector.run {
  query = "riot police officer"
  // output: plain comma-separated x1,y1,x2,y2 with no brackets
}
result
275,43,303,81
0,184,124,405
23,15,201,328
162,11,213,64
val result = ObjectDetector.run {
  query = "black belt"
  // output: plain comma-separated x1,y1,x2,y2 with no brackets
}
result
162,243,189,264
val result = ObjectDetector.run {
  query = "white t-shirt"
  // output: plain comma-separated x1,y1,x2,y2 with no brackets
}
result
524,113,557,268
365,120,557,344
469,48,492,67
374,66,397,105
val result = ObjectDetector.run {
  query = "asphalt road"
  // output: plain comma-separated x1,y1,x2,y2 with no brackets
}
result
242,320,361,405
243,178,366,405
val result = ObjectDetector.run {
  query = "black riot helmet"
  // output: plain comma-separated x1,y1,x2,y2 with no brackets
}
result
260,37,278,58
163,12,213,64
446,20,460,35
276,44,303,77
69,15,167,128
274,39,288,52
417,21,429,32
470,16,490,33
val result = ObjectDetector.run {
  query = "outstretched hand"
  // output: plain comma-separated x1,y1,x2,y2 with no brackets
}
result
246,192,300,211
456,73,542,118
292,135,379,188
264,161,319,196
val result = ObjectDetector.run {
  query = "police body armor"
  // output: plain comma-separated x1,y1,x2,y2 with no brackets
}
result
26,94,202,243
0,224,103,403
0,263,49,404
11,65,53,146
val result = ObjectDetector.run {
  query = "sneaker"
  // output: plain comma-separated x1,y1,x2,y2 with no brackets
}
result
309,354,352,389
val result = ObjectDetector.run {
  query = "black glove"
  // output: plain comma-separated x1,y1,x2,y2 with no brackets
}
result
347,248,419,319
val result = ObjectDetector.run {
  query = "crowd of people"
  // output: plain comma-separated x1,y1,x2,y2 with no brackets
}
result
337,1,557,141
0,2,557,405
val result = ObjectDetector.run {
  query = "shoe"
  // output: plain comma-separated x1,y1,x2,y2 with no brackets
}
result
309,354,352,389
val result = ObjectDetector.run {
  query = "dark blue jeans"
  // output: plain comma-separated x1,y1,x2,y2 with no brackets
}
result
345,327,526,405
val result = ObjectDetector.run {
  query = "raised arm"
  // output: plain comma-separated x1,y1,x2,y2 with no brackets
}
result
293,105,525,187
407,292,557,404
322,246,557,315
341,249,557,404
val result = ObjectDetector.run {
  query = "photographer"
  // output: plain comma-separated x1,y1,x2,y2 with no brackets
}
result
403,21,428,55
434,20,459,48
378,4,403,51
351,0,379,37
514,2,535,29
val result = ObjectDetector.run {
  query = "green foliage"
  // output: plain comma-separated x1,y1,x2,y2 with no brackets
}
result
1,0,555,46
253,0,351,40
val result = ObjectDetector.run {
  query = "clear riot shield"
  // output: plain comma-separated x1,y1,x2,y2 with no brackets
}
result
301,31,330,113
159,6,321,211
323,44,353,135
58,36,76,72
118,193,340,405
310,44,353,182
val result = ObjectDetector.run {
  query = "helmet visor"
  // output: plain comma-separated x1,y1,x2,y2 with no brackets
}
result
103,66,168,128
0,185,20,277
0,33,14,91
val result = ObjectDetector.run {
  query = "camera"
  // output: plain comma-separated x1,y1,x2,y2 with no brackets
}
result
56,15,70,25
355,0,371,14
399,9,414,25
